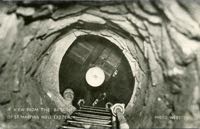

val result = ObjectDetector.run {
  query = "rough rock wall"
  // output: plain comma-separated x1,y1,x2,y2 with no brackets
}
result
0,0,200,128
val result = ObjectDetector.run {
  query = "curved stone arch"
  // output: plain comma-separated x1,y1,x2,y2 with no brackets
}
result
41,28,145,113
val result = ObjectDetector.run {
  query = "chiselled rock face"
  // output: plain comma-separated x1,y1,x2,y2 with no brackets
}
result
0,0,200,129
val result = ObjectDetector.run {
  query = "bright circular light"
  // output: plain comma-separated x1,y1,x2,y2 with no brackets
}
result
86,67,105,87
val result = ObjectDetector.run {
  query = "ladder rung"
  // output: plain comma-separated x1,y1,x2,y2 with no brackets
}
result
71,116,111,124
67,120,112,127
80,107,110,113
59,125,84,129
81,105,110,110
73,112,111,120
77,109,111,116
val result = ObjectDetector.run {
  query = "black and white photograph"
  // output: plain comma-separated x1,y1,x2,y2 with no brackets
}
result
0,0,200,128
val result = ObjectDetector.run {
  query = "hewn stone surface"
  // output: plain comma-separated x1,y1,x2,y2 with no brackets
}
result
0,0,200,128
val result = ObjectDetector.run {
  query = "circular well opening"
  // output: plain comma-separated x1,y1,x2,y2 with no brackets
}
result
59,35,135,108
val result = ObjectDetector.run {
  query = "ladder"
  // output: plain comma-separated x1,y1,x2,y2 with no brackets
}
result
59,105,117,129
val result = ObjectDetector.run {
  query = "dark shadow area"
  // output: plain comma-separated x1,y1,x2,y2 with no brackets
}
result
59,35,135,108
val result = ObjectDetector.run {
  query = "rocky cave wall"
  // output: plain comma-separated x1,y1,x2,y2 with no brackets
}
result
0,0,200,129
